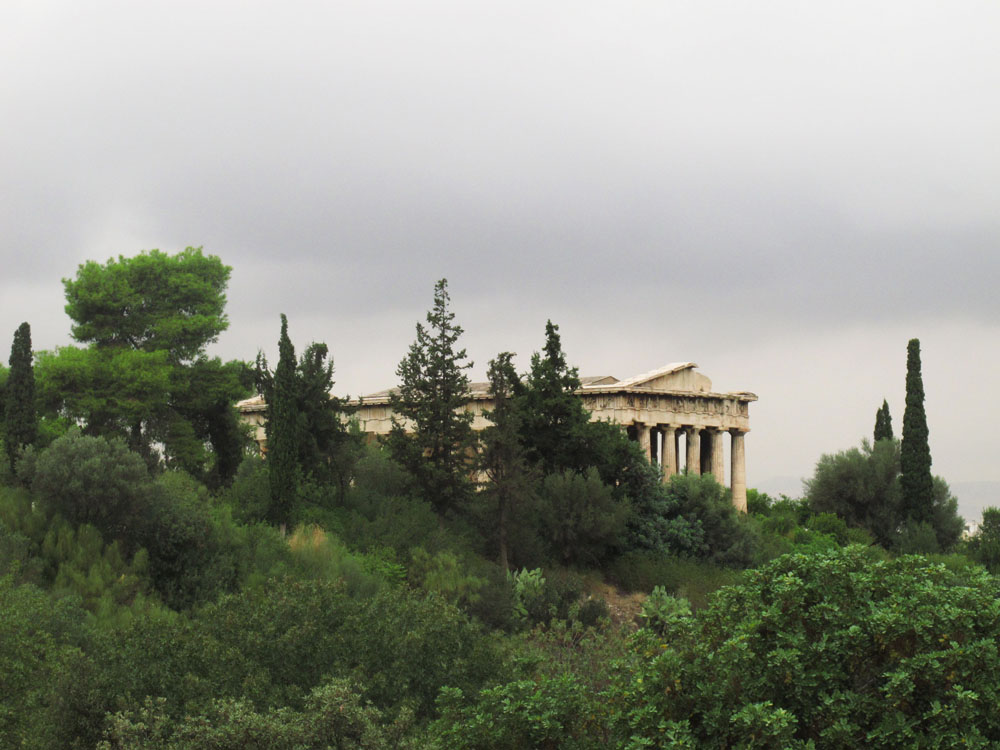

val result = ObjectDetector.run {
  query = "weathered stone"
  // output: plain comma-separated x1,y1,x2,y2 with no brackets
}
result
236,362,756,510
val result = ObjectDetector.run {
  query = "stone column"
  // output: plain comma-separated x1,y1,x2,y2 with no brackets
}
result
660,424,677,481
685,427,701,475
636,422,651,462
730,429,747,512
710,428,725,481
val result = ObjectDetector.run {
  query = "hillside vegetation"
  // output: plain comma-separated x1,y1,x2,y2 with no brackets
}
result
1,249,994,749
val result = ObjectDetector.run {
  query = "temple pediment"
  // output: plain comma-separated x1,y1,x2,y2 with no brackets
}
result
596,362,712,393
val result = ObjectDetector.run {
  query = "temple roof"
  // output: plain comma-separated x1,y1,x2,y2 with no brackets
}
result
238,364,756,410
593,362,697,389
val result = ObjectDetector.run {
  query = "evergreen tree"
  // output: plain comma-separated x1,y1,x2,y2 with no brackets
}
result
266,314,299,526
49,248,247,476
5,322,37,472
255,335,358,502
516,320,591,474
873,399,893,442
295,342,357,497
387,279,476,515
900,338,934,525
481,352,537,571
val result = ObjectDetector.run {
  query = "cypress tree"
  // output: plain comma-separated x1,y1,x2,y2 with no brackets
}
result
5,322,37,472
267,314,299,527
900,339,934,524
873,399,893,442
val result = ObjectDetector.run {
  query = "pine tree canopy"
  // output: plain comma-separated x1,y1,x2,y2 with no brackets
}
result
63,247,230,363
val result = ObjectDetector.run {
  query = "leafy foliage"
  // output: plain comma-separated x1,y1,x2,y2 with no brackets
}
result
99,681,416,750
807,438,963,551
0,576,91,749
43,248,249,479
807,438,902,547
619,546,1000,748
968,506,1000,572
63,247,229,362
638,585,691,636
537,469,628,566
24,429,153,549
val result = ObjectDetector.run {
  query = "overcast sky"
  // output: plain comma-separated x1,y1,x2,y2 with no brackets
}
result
3,1,999,504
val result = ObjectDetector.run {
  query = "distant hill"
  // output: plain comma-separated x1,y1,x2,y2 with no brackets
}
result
754,476,807,501
950,481,1000,528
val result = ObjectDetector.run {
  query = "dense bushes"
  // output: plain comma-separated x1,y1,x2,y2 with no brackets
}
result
619,546,1000,748
2,372,989,748
807,438,964,551
22,430,152,550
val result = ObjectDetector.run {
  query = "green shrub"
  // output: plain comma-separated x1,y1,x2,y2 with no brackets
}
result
23,430,153,551
661,472,759,566
746,488,776,515
897,519,941,554
0,576,92,749
638,586,691,636
409,547,485,607
510,567,549,626
219,456,270,523
575,596,610,628
608,550,742,610
464,563,517,631
618,546,1000,748
435,676,605,750
807,511,849,545
342,588,504,719
286,524,384,597
537,469,628,566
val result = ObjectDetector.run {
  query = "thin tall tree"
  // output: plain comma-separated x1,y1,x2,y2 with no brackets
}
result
5,322,37,472
900,339,933,524
267,314,299,527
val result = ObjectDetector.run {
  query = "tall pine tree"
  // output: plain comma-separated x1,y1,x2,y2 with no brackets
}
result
266,314,299,526
387,279,476,515
5,322,37,472
900,338,934,524
873,399,893,442
516,320,591,474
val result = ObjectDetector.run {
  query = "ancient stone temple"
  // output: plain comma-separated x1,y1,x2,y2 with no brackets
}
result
236,362,756,511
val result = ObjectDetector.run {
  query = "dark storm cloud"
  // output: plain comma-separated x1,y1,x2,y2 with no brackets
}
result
3,1,1000,490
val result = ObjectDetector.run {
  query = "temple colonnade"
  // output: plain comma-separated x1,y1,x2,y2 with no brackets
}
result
236,362,756,512
631,422,748,512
